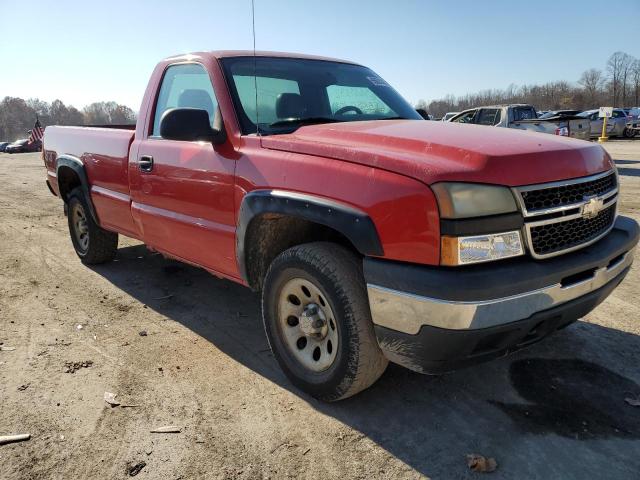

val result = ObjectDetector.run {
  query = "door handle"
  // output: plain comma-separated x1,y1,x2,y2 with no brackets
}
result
139,155,154,172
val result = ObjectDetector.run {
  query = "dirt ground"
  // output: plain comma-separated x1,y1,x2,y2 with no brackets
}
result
1,140,640,480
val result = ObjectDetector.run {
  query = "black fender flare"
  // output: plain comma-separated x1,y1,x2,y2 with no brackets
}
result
236,189,384,283
56,155,99,224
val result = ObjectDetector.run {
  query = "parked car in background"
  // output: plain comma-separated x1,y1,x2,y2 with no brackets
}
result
626,107,640,120
449,104,590,140
5,139,30,153
0,142,10,152
441,112,458,121
538,110,581,119
578,109,634,138
626,117,639,137
5,139,42,153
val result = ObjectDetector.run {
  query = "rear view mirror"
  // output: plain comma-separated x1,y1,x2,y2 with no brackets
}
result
160,107,227,145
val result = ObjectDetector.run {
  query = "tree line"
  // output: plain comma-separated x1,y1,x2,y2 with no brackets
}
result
418,51,640,118
0,97,136,142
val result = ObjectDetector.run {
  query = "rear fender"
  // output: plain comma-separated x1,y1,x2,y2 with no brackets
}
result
56,155,99,224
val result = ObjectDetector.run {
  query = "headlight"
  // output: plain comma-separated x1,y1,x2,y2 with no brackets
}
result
441,231,524,266
432,183,518,219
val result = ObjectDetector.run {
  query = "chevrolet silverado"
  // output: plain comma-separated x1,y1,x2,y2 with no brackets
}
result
43,51,639,401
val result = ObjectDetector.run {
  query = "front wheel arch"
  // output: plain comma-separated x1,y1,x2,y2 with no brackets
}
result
237,190,383,290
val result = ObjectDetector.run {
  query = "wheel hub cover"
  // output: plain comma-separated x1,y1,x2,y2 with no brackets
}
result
299,304,328,338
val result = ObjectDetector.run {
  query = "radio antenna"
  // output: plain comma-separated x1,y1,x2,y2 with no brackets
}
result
251,0,259,136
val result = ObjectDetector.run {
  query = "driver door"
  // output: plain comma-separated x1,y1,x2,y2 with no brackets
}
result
129,63,238,278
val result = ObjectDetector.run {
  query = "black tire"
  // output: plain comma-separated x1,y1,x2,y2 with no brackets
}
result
262,242,388,401
624,127,637,139
67,187,118,264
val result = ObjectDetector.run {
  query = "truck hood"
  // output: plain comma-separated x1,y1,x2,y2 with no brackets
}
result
260,120,613,186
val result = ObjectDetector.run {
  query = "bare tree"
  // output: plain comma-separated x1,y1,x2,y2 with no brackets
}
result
0,97,37,141
0,97,136,142
83,101,136,125
424,51,637,118
109,104,136,124
632,59,640,106
607,52,630,106
620,53,634,106
50,99,84,125
579,68,604,105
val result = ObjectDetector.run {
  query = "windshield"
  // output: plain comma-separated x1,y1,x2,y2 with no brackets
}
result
221,56,421,135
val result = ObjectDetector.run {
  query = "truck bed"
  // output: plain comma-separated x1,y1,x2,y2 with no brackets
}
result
511,116,590,141
44,125,138,236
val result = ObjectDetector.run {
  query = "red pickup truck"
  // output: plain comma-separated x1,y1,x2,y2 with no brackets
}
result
43,51,638,401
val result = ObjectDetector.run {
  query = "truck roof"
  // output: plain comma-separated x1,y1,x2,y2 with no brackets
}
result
164,50,360,66
475,104,535,109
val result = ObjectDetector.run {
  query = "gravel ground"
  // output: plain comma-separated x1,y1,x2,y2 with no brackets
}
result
1,140,640,479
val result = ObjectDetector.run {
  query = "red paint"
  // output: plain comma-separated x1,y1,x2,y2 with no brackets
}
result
261,120,613,186
42,51,614,283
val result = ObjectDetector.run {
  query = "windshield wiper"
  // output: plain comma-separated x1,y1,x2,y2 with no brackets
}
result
269,117,344,129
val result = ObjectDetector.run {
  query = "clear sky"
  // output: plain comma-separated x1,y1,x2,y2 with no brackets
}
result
1,0,638,111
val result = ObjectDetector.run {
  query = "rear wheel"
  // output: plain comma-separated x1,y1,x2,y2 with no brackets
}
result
624,127,637,139
67,187,118,264
262,242,387,401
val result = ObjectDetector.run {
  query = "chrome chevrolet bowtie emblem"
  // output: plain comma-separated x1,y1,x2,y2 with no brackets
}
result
581,196,604,219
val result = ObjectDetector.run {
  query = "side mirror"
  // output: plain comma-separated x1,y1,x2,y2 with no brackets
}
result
160,107,227,145
416,108,430,120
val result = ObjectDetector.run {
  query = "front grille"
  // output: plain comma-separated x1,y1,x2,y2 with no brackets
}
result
521,172,617,212
529,204,616,256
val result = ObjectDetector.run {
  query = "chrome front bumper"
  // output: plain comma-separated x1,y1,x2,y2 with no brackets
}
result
367,250,633,335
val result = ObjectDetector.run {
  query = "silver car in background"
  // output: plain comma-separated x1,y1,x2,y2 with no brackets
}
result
578,108,634,138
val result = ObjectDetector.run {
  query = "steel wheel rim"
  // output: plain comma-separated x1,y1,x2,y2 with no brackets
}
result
277,277,339,372
71,203,89,252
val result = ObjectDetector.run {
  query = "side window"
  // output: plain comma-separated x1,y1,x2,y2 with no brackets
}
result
513,107,537,121
452,110,477,123
326,85,395,116
152,64,219,137
476,109,500,126
612,110,625,118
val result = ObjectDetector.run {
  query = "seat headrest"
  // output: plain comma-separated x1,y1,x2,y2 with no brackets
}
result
275,93,305,119
178,89,214,117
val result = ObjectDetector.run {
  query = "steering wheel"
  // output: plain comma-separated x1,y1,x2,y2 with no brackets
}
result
335,105,363,116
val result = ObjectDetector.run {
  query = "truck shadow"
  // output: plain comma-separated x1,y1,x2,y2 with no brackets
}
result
91,244,640,478
616,167,640,177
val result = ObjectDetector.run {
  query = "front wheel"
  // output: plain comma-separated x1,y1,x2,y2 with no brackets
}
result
67,187,118,264
262,242,388,401
624,127,637,139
